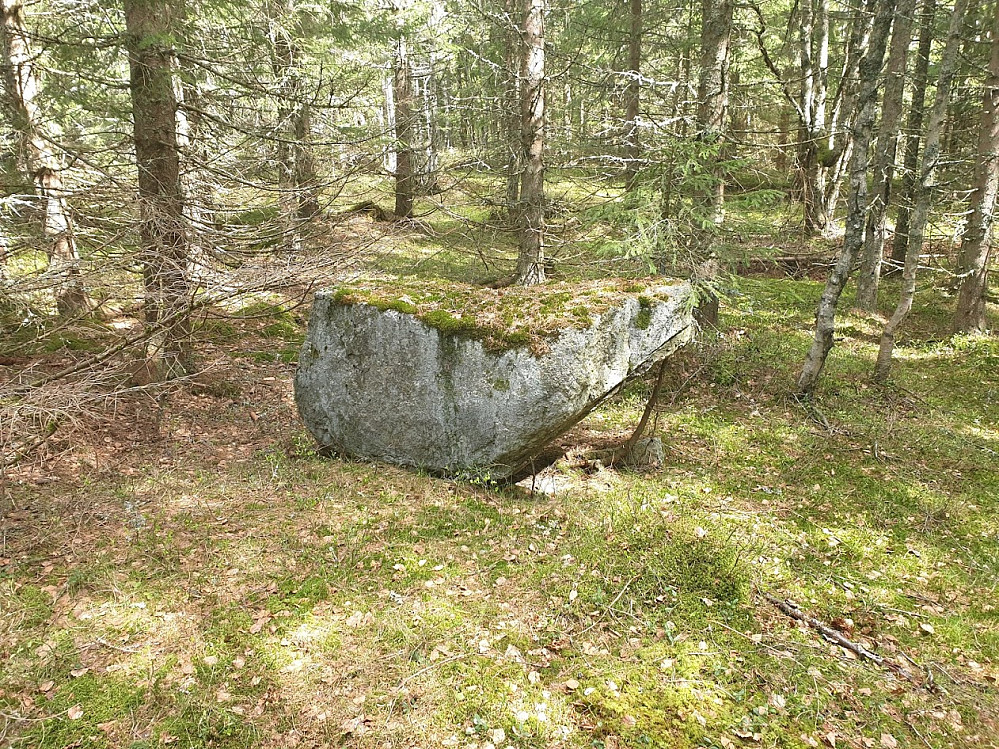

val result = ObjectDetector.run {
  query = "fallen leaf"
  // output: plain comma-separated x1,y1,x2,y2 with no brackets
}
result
67,704,84,720
70,667,90,678
919,623,935,635
249,616,271,634
346,611,372,627
565,678,580,691
38,681,55,693
880,733,898,749
341,714,368,736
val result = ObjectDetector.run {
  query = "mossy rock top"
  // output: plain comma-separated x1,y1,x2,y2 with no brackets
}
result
327,278,680,354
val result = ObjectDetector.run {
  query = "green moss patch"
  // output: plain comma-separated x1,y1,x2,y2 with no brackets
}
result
329,278,677,354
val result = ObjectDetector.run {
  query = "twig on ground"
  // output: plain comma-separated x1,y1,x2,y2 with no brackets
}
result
765,593,914,680
0,707,71,723
91,637,143,653
575,576,638,638
903,717,934,749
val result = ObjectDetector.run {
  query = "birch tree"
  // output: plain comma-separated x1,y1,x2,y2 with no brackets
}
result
514,0,545,286
1,0,88,317
798,0,831,234
696,0,734,224
797,0,896,395
854,0,916,310
623,0,641,191
874,0,969,381
891,0,936,271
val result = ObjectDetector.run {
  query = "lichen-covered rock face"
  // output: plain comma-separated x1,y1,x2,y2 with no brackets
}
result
294,282,694,480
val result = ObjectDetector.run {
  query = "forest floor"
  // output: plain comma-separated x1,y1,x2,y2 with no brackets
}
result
2,214,999,749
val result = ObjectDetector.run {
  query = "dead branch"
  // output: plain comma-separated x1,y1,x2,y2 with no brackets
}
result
607,357,669,468
765,593,914,680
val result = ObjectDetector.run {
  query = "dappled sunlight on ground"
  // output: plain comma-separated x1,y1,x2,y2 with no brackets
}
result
2,277,998,748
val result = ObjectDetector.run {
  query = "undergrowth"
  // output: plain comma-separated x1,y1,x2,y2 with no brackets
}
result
1,212,997,747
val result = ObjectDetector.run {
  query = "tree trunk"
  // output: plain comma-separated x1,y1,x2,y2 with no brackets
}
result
854,0,916,310
293,96,320,220
820,0,875,228
798,0,830,234
1,0,88,317
409,0,444,196
892,0,936,271
417,61,441,194
954,0,999,333
514,0,545,286
623,0,642,191
776,105,790,172
124,0,192,379
382,71,397,174
874,0,969,381
797,0,896,395
172,56,211,285
696,0,733,224
393,36,415,219
504,0,522,214
268,0,319,249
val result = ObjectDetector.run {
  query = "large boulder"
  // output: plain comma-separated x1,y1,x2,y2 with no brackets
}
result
294,280,695,480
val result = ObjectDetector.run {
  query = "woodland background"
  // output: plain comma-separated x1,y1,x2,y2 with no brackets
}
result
1,1,998,748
